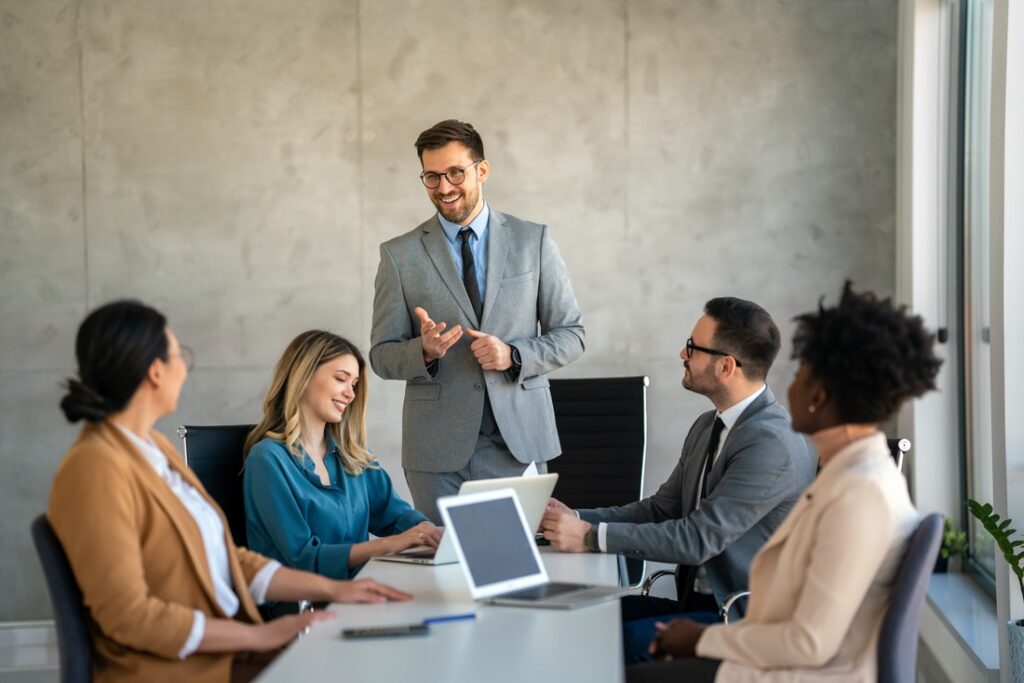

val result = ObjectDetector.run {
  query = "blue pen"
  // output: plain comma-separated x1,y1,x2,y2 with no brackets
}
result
422,612,478,626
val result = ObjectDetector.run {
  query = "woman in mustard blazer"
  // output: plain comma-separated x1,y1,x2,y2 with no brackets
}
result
48,301,411,683
631,282,943,683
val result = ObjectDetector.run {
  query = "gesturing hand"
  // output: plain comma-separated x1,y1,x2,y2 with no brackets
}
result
416,307,462,362
464,329,512,371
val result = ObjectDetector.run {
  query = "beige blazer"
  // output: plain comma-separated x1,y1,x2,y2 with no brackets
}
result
47,421,270,683
696,432,919,682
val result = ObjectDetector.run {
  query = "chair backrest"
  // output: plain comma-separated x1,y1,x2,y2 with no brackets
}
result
886,438,912,472
177,424,255,546
30,515,92,683
876,512,943,683
546,376,649,509
547,376,649,586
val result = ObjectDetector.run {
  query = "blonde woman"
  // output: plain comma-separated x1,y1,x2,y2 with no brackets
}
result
243,331,441,588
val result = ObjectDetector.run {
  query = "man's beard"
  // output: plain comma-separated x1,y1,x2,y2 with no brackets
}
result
433,186,480,224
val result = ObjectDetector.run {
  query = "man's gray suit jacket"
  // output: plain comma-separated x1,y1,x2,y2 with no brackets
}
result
369,210,585,473
577,387,816,609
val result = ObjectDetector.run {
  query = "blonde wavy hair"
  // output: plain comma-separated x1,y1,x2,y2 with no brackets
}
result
244,330,376,475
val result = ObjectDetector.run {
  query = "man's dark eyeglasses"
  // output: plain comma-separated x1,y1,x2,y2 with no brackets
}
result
419,160,483,189
685,337,743,367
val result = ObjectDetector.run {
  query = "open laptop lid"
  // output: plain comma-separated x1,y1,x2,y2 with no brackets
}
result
438,488,549,600
456,473,558,533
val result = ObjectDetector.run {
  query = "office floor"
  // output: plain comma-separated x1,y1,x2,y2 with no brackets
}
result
0,623,58,683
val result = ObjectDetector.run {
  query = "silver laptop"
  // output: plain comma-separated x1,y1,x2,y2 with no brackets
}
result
438,488,630,609
377,473,558,566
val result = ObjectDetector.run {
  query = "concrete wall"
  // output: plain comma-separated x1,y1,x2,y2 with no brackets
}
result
0,0,898,621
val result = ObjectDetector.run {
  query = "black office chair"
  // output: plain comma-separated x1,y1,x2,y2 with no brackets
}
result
548,376,649,585
31,515,92,683
178,424,316,618
176,424,254,546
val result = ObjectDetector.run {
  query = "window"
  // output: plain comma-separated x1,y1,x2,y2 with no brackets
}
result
960,0,996,589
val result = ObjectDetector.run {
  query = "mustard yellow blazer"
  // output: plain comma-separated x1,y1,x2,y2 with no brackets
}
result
48,420,270,683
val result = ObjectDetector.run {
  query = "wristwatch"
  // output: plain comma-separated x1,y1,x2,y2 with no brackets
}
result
583,524,600,553
506,345,523,381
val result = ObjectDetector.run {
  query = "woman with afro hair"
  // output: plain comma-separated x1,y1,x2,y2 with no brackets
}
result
630,281,943,683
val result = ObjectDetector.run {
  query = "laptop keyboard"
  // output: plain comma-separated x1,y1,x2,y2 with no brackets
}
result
502,582,588,600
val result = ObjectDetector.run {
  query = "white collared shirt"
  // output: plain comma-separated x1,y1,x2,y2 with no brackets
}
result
595,384,767,552
115,426,280,658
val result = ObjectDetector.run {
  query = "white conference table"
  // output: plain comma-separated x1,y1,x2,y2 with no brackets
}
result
256,549,629,683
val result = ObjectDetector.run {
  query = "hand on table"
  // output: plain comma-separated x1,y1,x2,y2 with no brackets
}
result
253,610,336,650
416,307,462,362
539,509,591,552
331,578,412,604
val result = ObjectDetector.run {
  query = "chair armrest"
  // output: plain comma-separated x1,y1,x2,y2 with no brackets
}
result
640,570,676,597
719,591,750,624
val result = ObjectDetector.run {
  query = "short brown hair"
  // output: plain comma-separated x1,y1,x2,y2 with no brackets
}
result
414,119,485,161
704,297,781,381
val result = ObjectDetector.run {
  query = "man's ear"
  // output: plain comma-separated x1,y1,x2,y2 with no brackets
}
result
477,159,490,184
719,355,740,380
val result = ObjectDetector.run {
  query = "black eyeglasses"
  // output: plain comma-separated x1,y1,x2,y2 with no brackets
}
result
419,160,482,189
685,337,743,367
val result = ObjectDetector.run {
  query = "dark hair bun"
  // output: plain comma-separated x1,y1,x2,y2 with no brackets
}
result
60,378,112,423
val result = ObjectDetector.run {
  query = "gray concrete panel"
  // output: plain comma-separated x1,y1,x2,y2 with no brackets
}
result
0,1,86,372
82,0,363,366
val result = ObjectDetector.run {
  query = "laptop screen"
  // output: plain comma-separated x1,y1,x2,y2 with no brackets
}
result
444,495,543,588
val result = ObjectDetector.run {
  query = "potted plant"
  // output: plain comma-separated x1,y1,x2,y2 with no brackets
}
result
968,499,1024,682
935,517,969,573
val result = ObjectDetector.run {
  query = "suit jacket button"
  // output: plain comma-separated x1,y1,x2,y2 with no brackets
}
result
474,383,482,390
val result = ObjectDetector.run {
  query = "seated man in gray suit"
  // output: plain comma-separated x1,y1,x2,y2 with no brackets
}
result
541,297,815,663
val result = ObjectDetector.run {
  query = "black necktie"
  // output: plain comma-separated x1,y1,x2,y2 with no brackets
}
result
458,228,483,321
700,417,726,499
458,227,495,435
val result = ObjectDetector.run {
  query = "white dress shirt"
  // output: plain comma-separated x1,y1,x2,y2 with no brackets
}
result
116,426,280,658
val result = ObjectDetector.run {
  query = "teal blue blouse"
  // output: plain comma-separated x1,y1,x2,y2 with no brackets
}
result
243,437,426,579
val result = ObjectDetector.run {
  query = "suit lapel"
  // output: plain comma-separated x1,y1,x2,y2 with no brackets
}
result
98,423,224,612
706,387,776,489
421,217,479,326
481,210,510,329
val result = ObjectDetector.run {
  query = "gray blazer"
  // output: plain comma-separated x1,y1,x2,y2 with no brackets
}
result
369,210,585,473
578,387,815,609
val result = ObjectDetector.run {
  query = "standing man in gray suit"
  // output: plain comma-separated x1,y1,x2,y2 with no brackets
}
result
541,297,814,663
370,119,585,523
